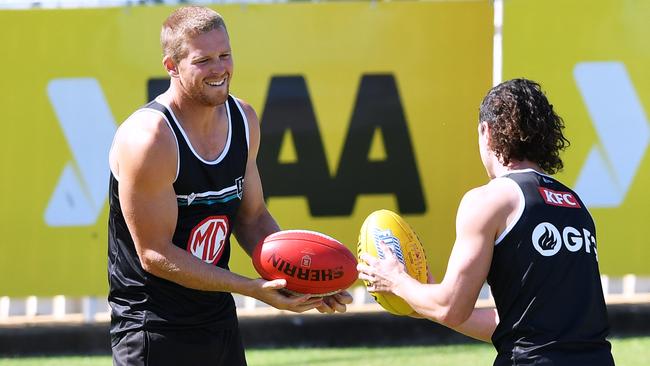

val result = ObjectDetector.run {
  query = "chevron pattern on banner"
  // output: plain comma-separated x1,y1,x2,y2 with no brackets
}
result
573,62,649,208
45,78,117,226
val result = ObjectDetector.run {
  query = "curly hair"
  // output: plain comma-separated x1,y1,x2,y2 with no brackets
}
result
479,78,570,175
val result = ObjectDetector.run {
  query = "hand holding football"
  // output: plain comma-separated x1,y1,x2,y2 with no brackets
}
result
358,210,428,315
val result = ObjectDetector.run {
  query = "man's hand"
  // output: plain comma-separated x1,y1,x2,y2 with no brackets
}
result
254,278,324,313
315,291,353,314
357,241,410,294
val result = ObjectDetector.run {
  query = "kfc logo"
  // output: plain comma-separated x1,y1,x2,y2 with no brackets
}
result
187,216,229,264
538,187,581,208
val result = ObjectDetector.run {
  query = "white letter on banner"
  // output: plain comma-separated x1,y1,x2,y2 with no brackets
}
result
45,78,117,226
573,62,649,208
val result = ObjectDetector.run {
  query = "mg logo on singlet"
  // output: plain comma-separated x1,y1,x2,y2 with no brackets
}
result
531,222,598,261
187,216,229,264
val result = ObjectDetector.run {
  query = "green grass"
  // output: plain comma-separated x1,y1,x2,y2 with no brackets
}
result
0,336,647,365
248,343,495,366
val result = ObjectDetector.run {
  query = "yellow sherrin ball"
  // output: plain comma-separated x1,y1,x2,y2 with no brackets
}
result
358,209,428,315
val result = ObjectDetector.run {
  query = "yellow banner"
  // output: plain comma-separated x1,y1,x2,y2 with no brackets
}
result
504,0,650,276
0,2,492,296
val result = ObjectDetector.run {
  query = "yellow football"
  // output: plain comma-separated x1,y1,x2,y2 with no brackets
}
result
358,209,428,315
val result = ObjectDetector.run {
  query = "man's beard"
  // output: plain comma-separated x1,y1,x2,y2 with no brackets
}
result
182,79,229,107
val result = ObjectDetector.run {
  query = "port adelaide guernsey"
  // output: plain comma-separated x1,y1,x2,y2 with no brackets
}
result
108,95,249,335
487,169,613,366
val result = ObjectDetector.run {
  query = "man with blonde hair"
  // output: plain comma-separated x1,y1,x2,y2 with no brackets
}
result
108,6,351,365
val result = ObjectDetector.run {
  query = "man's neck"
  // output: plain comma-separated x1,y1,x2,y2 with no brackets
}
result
495,160,544,177
162,89,226,131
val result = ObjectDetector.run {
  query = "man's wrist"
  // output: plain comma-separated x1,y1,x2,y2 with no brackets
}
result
392,271,417,298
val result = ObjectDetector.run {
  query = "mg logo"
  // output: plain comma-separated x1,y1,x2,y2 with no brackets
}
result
573,62,649,208
45,78,117,226
187,216,229,264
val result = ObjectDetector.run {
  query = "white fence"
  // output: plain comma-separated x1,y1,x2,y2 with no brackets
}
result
0,0,282,10
1,275,649,325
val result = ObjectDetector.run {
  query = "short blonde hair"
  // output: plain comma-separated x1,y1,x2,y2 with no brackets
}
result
161,6,227,63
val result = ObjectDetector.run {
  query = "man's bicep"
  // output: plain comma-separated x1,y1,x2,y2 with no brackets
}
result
442,191,499,306
115,127,178,261
237,158,266,219
119,174,178,257
235,160,277,253
234,100,279,254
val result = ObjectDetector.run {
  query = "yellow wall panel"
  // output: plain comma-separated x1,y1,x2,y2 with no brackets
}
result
0,2,492,296
504,0,650,275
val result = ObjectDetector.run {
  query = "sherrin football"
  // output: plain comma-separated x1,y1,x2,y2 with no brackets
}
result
358,209,428,315
252,230,358,296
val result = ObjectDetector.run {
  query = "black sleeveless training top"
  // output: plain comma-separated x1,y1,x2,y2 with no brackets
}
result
108,95,249,335
487,169,613,366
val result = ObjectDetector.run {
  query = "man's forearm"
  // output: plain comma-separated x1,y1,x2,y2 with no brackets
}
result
450,307,498,343
235,209,280,256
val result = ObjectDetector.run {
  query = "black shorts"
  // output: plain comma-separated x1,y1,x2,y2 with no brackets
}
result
111,324,246,366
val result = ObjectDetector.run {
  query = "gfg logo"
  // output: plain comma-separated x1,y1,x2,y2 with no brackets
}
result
531,222,598,261
187,216,229,264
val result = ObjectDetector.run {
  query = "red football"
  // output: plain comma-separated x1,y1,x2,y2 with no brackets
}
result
252,230,358,295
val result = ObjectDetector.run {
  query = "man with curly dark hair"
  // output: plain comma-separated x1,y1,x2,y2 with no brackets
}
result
478,78,570,175
359,78,615,365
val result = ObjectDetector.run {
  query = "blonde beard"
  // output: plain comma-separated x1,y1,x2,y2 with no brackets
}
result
179,78,229,107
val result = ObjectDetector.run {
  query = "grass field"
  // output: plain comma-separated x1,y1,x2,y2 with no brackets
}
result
0,336,647,365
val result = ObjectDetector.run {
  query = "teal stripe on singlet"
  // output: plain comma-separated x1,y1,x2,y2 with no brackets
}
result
176,193,240,206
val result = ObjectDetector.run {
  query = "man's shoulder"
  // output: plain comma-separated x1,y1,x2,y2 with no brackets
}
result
119,108,174,142
110,108,177,184
462,178,521,213
231,96,258,121
123,106,168,127
112,108,177,164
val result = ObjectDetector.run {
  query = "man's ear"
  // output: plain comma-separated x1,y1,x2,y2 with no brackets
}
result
479,121,488,136
163,56,179,78
479,121,492,144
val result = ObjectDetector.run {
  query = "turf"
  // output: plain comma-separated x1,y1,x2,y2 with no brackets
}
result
0,336,646,365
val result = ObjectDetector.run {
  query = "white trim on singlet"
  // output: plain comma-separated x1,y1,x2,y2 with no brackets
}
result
110,108,181,183
494,176,526,246
176,184,238,201
109,135,120,182
155,97,232,165
500,168,554,180
231,97,250,150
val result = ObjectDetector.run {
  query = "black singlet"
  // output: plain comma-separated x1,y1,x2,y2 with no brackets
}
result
108,95,249,335
488,169,613,366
